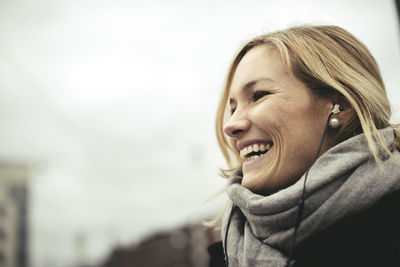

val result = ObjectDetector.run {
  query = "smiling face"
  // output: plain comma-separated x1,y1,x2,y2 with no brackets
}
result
224,46,335,195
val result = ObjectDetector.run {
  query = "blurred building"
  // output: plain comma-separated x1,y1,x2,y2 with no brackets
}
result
0,162,30,267
101,224,221,267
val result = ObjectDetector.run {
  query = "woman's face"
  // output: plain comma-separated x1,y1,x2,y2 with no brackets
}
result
224,46,334,195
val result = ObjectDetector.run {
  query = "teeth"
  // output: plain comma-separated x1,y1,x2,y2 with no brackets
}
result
253,144,259,152
240,142,273,159
245,155,260,162
240,148,246,158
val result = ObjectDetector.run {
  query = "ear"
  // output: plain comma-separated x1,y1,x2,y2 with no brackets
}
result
330,96,355,127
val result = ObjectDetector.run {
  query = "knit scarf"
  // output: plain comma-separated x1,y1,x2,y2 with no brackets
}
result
221,127,400,266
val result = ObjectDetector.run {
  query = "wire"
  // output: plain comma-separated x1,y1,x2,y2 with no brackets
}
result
286,112,334,267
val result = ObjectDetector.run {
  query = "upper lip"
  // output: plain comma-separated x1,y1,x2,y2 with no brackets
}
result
236,139,272,152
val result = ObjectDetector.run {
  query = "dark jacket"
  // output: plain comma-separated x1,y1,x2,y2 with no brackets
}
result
208,189,400,267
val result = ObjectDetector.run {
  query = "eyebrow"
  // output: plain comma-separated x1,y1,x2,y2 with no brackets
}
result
229,78,276,105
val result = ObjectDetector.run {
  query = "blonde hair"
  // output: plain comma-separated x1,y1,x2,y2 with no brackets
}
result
216,25,396,177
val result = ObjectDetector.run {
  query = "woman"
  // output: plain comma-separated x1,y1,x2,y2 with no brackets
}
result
210,25,400,267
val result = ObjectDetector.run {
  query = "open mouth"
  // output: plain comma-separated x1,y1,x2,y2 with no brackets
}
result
240,143,273,162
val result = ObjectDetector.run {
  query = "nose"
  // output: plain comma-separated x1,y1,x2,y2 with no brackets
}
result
223,113,251,138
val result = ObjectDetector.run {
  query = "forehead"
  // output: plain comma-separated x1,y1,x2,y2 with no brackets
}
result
229,46,284,99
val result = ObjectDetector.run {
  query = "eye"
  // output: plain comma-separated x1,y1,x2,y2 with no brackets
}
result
251,90,270,102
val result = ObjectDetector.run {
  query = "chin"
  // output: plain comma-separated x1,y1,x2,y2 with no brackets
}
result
241,175,271,195
242,173,295,195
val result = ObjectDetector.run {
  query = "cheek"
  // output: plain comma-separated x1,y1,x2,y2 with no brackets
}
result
256,100,319,165
253,100,301,140
252,101,285,129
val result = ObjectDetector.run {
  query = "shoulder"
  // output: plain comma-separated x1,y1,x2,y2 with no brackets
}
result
295,189,400,267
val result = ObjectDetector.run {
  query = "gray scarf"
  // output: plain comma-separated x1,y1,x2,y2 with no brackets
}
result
221,127,400,266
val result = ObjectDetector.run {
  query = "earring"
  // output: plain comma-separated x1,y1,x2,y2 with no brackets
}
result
329,118,339,128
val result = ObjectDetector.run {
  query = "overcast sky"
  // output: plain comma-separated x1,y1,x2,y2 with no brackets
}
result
0,0,399,266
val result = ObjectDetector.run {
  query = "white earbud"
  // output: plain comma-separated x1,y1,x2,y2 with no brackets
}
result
331,104,343,115
329,104,343,128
